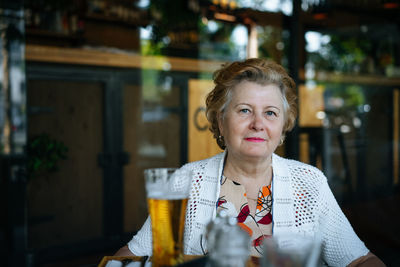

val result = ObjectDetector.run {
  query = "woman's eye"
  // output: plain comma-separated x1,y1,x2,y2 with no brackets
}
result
266,110,277,116
240,108,250,113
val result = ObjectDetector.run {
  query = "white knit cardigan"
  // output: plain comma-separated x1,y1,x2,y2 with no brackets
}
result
128,151,369,266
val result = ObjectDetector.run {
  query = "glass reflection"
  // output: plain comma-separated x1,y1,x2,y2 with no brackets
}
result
199,20,247,61
257,25,287,66
0,8,26,155
305,25,400,77
238,0,292,14
302,82,397,204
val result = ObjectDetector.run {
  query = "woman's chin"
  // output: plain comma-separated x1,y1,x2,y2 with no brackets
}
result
239,151,271,160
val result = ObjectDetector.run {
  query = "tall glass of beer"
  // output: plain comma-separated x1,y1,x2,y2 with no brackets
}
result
144,168,192,267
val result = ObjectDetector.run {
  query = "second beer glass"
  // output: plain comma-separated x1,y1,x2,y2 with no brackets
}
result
144,168,192,267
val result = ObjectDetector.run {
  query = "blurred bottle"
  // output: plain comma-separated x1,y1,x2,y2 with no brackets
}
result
206,211,251,267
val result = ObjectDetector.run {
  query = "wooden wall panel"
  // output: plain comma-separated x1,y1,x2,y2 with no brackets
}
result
298,84,324,127
27,80,103,249
188,79,223,162
122,84,147,233
394,89,399,185
123,83,182,233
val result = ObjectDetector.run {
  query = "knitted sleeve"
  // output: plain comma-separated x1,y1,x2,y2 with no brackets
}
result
317,178,369,266
127,216,153,256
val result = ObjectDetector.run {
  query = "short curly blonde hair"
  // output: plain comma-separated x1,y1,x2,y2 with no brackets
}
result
206,58,297,149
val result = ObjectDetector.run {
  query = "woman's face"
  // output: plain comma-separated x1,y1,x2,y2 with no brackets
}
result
218,81,285,161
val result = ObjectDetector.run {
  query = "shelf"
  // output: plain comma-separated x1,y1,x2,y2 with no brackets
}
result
26,28,83,47
26,28,81,40
25,44,224,73
300,69,400,86
84,12,149,28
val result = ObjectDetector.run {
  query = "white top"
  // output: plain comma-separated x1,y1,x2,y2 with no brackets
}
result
127,151,369,266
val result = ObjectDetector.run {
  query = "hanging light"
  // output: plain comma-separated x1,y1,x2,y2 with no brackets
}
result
214,12,236,22
311,0,330,20
211,0,238,10
313,12,328,20
383,0,399,9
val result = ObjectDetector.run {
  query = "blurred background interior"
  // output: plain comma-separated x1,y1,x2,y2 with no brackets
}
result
1,0,400,266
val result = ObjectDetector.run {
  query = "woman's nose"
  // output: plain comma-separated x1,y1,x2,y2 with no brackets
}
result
250,113,264,131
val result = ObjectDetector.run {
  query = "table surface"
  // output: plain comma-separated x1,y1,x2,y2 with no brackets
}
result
98,255,259,267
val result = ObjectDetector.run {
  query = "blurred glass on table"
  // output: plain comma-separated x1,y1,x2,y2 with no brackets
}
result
144,168,192,267
261,234,322,267
206,211,251,267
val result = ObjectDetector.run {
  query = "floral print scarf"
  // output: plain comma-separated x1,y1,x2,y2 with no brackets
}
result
217,175,273,256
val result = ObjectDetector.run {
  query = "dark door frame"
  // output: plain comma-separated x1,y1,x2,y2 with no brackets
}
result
26,63,138,262
25,62,196,263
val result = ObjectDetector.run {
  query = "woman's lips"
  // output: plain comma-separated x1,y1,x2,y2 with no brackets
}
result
245,137,265,142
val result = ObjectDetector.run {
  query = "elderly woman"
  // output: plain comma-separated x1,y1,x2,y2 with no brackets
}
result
116,58,384,266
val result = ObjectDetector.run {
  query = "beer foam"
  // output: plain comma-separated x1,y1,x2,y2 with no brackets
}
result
148,191,188,200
